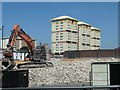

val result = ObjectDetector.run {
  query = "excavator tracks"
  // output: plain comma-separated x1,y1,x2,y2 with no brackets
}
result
16,61,53,69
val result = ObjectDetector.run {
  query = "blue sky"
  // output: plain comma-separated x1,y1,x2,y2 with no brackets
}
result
0,1,2,41
2,2,118,49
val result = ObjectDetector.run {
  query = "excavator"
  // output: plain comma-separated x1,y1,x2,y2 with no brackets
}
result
2,25,53,70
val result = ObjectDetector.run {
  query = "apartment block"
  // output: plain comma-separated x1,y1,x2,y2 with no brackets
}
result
1,37,36,50
51,16,101,54
51,16,79,54
78,22,91,50
91,27,101,50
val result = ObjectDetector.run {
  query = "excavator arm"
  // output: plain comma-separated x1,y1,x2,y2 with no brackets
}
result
2,25,35,70
2,25,52,70
4,25,34,57
15,26,34,55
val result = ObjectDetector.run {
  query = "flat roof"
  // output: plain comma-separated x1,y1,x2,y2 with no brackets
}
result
91,26,101,31
78,21,91,26
51,16,79,22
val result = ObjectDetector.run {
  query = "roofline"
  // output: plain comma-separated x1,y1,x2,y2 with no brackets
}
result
50,16,79,22
77,22,91,26
91,27,101,31
51,18,79,22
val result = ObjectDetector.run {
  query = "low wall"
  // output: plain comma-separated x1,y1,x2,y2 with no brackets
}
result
64,49,120,59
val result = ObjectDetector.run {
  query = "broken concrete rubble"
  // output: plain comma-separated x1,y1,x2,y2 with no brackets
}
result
29,58,119,87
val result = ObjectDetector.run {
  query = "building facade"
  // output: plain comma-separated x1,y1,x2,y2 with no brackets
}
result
1,37,37,50
51,16,101,54
78,22,91,50
51,16,79,54
91,27,101,50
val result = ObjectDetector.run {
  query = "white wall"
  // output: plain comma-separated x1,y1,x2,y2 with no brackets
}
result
13,52,28,60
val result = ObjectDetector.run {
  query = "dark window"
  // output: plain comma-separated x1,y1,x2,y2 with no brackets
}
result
82,34,85,36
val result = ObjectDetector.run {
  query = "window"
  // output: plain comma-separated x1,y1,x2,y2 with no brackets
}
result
87,35,90,37
56,28,58,30
60,25,63,30
87,44,90,46
82,34,85,36
74,34,78,40
60,28,63,30
82,43,85,45
60,25,63,27
68,38,71,40
56,49,59,51
60,33,63,35
56,47,59,48
97,38,100,40
60,46,63,48
56,38,59,41
60,49,63,51
68,22,71,29
56,22,59,24
56,33,59,35
60,38,63,40
82,37,85,42
56,36,59,38
89,40,90,43
56,25,59,27
68,33,71,39
60,44,63,47
68,44,71,48
60,22,63,24
56,44,59,46
68,46,71,48
60,35,63,40
56,46,59,51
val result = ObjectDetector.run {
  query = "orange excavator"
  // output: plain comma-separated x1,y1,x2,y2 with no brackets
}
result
2,25,53,70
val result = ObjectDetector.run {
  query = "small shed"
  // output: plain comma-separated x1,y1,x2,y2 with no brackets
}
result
91,62,120,86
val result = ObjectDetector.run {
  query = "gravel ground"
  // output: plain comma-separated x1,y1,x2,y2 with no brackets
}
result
29,58,119,87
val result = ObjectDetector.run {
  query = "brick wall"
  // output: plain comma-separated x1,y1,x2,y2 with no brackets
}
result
63,48,120,59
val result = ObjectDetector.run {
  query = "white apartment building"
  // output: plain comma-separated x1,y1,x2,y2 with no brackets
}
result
0,37,9,49
91,27,101,50
1,37,37,50
51,16,101,54
78,22,91,50
51,16,79,54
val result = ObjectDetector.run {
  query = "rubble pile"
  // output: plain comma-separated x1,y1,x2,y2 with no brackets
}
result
29,58,119,87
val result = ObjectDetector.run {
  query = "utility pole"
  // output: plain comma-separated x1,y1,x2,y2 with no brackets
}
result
0,26,2,49
2,26,4,50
